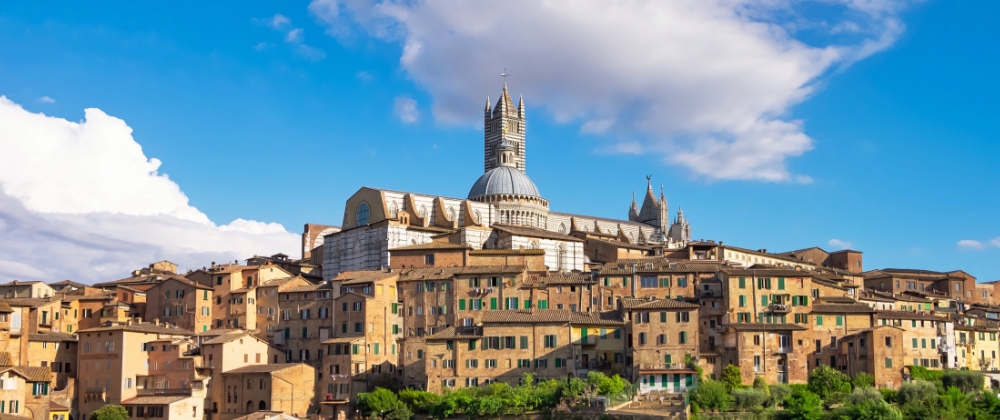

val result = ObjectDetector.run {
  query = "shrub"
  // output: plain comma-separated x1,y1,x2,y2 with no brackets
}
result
897,380,938,406
851,372,875,389
693,379,730,412
731,388,768,412
806,365,851,406
399,389,441,414
781,388,823,420
838,398,902,420
721,364,743,391
879,388,898,404
848,386,883,405
358,388,411,420
942,370,985,393
92,405,129,420
767,384,791,408
752,376,770,397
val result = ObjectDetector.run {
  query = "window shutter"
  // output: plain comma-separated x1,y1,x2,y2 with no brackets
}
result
459,299,466,311
778,277,785,290
739,277,745,288
660,312,667,323
520,336,528,349
490,298,497,310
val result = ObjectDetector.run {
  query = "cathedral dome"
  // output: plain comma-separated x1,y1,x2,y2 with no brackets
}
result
467,166,541,199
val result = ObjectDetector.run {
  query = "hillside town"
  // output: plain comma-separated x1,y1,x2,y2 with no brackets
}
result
6,85,1000,420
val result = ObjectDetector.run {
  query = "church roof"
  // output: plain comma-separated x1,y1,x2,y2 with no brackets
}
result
468,166,541,199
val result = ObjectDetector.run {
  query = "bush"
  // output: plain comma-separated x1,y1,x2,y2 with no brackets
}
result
942,370,985,393
768,384,791,408
897,380,938,406
92,405,129,420
399,388,440,414
848,386,883,405
721,364,743,391
837,398,902,420
731,388,768,412
693,379,730,412
851,372,875,389
781,388,823,420
358,388,411,420
752,376,770,397
806,365,851,406
879,388,898,404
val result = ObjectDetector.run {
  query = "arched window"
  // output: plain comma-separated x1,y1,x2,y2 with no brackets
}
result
247,379,252,389
246,401,253,412
388,201,398,218
258,401,267,410
356,202,370,226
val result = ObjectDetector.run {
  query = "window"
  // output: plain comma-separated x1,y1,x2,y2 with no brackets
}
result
640,276,657,288
544,335,557,348
885,358,892,368
424,254,435,265
638,333,647,345
486,359,497,368
356,202,370,225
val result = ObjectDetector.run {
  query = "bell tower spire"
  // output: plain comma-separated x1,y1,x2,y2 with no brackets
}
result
483,73,526,173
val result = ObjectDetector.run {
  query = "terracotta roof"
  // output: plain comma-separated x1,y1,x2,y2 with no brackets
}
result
29,332,77,342
811,304,876,314
621,298,699,310
954,324,1000,332
818,296,859,304
223,363,303,374
426,326,483,340
0,353,12,367
14,366,51,382
259,276,303,288
727,323,808,332
283,284,321,293
61,291,115,302
469,249,546,256
813,278,851,291
396,266,525,282
231,411,296,420
0,302,11,313
482,310,625,325
48,401,70,412
0,298,58,308
121,395,192,405
391,242,471,251
0,281,45,286
78,322,195,336
92,272,191,288
321,336,364,344
49,280,86,288
875,310,947,321
491,224,584,242
585,237,653,251
721,269,811,277
196,328,242,337
334,270,398,285
202,331,257,345
600,260,723,275
147,276,212,291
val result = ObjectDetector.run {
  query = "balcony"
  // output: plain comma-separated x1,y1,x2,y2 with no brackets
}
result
769,303,791,313
637,362,688,371
86,387,107,394
700,290,716,298
776,346,793,354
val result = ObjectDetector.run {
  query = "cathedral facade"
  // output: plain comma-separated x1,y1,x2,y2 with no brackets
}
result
320,83,692,279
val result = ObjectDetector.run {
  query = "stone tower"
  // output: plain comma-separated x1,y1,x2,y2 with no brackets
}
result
484,83,526,173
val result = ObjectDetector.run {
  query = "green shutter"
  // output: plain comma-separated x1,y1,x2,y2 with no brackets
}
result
778,277,785,290
912,338,918,348
459,299,466,310
739,295,746,307
392,325,399,335
555,358,562,368
540,300,548,309
469,340,477,350
524,300,531,309
521,336,528,349
762,296,769,306
623,277,629,287
836,315,843,326
374,343,380,354
739,277,745,288
816,316,823,326
614,329,621,339
665,354,672,364
490,298,497,310
660,312,667,322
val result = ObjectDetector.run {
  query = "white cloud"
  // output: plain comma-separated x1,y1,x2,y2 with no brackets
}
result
253,42,273,51
310,0,912,182
271,14,291,29
286,28,304,43
0,96,298,283
958,239,985,250
394,96,419,123
296,45,327,60
991,238,1000,248
828,238,852,249
37,96,55,104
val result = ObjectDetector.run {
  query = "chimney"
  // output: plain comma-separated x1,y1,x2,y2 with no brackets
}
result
126,318,133,326
154,318,160,326
136,318,142,324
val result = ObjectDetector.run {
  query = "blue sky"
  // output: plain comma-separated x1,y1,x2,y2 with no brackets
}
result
1,1,999,283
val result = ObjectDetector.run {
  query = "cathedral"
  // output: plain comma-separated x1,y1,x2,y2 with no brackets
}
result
320,83,692,279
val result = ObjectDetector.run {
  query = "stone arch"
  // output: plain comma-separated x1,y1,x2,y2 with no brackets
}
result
246,401,254,412
258,401,267,410
388,201,399,218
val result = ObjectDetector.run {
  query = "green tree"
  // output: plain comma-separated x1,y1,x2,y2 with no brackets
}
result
692,379,730,412
897,380,938,406
768,383,792,408
943,370,985,393
92,405,129,420
752,376,770,397
358,388,411,420
971,391,1000,419
940,386,973,419
851,372,875,389
781,388,823,420
806,365,851,406
848,386,883,405
731,388,768,412
720,364,743,391
399,388,441,414
838,398,902,420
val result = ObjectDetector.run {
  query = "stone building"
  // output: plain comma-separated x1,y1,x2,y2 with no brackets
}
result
219,364,316,420
835,325,906,389
621,297,700,392
145,278,214,333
